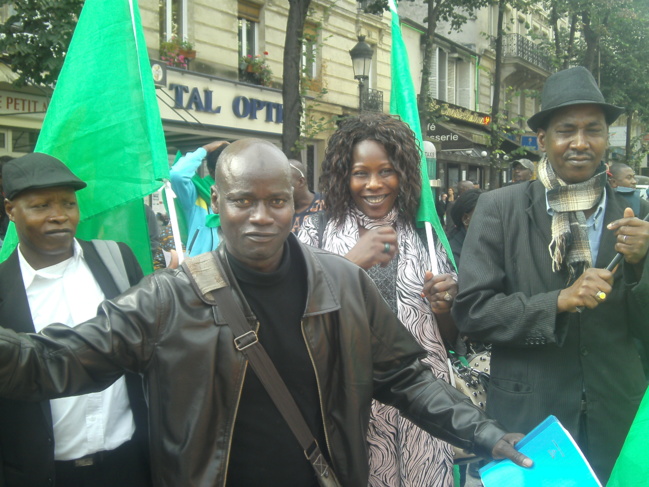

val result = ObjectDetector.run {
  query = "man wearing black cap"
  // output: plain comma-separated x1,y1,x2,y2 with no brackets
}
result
0,153,151,486
454,66,649,483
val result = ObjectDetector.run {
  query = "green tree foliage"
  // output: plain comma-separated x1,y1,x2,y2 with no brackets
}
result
363,0,491,129
0,0,84,86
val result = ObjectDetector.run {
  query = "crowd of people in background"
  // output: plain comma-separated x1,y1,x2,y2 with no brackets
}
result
1,66,649,487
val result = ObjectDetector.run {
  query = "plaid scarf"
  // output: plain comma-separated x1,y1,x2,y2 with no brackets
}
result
537,157,607,279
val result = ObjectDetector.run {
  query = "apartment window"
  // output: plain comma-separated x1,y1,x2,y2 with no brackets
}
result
302,23,319,80
456,60,472,109
239,1,260,58
428,48,438,99
438,50,448,101
159,0,187,41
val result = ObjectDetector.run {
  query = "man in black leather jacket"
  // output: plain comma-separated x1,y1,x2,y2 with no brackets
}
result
0,139,531,486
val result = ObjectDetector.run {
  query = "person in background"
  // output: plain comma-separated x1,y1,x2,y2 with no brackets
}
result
289,158,324,234
444,181,473,232
607,162,648,215
0,139,531,487
608,162,637,189
152,221,185,270
0,155,14,247
169,140,228,256
510,158,535,183
447,189,481,266
436,192,448,226
298,114,459,487
453,66,649,483
0,153,150,487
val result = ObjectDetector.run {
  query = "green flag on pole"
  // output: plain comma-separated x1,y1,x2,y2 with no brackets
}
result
387,0,455,270
0,0,168,274
607,389,649,486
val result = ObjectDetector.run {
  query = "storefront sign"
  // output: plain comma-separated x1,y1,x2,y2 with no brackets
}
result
428,100,491,126
521,135,538,150
169,83,283,124
426,123,474,150
159,70,285,135
0,91,49,115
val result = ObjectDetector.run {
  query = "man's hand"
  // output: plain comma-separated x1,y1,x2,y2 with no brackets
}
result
607,207,649,265
203,140,229,153
557,267,614,313
491,433,533,467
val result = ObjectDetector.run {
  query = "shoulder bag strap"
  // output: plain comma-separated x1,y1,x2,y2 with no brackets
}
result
181,254,341,487
92,239,130,293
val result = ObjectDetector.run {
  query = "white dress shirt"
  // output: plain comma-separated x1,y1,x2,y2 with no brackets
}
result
19,239,135,461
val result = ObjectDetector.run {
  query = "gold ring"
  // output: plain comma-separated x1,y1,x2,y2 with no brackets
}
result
383,242,391,254
443,291,453,302
595,291,607,301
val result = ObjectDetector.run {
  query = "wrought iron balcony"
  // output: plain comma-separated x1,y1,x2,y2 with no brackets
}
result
503,34,551,72
361,88,383,112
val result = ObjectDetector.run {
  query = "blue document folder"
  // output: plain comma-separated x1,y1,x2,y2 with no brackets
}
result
480,415,602,486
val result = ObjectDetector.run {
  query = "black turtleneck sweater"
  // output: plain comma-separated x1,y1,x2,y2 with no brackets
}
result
226,238,326,487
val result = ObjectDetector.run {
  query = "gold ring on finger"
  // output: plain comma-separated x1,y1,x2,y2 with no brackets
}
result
595,291,607,302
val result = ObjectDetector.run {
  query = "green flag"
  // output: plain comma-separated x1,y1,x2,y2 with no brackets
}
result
0,0,168,274
388,0,455,270
607,389,649,486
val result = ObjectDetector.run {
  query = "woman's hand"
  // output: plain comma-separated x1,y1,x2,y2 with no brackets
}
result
345,226,398,270
422,271,457,314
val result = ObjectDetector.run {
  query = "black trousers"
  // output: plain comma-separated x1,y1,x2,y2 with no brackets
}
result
54,439,151,487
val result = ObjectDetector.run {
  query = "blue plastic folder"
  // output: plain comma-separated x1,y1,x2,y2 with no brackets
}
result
479,415,602,487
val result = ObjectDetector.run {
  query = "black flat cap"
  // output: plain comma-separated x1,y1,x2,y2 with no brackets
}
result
2,152,87,200
527,66,625,132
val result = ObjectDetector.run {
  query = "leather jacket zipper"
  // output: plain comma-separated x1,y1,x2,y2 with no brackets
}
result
300,319,335,468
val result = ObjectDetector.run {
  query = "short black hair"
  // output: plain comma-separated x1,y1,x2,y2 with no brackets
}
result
206,144,229,176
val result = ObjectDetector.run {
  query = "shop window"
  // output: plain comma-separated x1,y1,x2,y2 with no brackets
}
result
159,0,187,42
239,1,261,58
12,128,39,153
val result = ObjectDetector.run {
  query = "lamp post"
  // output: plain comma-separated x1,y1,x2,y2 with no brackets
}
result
349,35,373,112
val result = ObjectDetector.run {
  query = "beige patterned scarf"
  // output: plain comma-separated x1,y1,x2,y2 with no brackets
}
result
537,157,607,279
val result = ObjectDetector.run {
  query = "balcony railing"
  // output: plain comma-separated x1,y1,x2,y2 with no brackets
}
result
503,34,551,72
361,88,383,112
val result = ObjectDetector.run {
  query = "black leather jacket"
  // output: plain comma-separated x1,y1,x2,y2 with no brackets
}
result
0,235,508,486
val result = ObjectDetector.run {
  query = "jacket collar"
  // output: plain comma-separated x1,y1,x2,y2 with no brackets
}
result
211,233,341,317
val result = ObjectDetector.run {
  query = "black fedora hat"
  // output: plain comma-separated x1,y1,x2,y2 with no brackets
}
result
527,66,625,132
2,152,86,200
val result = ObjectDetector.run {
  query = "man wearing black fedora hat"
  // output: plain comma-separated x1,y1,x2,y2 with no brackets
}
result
453,66,649,483
0,153,151,486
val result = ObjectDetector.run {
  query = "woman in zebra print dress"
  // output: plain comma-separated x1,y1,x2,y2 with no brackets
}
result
298,113,457,487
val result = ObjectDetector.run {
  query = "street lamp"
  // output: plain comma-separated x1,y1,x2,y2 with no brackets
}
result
349,35,373,111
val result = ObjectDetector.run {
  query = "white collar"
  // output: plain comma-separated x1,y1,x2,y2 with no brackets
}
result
18,239,84,288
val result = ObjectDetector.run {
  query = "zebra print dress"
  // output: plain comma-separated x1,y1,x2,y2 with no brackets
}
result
298,208,455,487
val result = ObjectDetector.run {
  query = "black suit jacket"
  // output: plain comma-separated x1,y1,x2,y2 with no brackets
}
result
454,181,649,483
0,240,149,487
